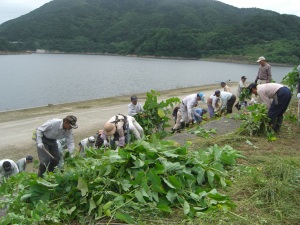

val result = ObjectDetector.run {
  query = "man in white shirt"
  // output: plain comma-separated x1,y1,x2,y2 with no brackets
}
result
207,92,220,118
36,115,78,177
128,95,143,116
247,83,291,132
127,115,144,140
180,92,205,127
15,155,33,172
0,159,19,183
235,76,247,110
215,91,236,114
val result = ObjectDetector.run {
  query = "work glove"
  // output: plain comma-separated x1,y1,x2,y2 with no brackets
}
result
103,140,110,147
37,143,44,149
297,93,300,99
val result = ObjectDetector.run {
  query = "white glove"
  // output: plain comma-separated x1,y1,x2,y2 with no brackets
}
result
297,93,300,99
37,143,44,149
103,140,110,147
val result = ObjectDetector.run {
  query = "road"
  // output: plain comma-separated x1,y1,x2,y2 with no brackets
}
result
0,84,237,161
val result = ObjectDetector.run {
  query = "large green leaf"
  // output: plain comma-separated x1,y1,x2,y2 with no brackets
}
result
77,177,88,197
115,212,135,224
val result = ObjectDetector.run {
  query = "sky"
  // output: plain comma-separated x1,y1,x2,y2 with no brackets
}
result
0,0,299,25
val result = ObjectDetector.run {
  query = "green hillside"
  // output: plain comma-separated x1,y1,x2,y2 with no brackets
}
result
0,0,299,64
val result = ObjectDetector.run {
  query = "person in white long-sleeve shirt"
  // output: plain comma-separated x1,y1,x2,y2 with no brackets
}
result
35,115,78,177
128,95,143,116
127,115,144,140
215,91,236,114
16,155,33,172
207,92,220,118
180,92,205,127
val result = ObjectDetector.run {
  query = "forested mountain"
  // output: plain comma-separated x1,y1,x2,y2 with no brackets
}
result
0,0,299,63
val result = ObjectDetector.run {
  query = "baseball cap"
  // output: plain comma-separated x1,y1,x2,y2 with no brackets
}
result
241,76,247,79
131,95,137,101
214,90,221,96
257,56,265,62
88,136,95,143
197,92,205,102
65,115,78,129
26,155,33,162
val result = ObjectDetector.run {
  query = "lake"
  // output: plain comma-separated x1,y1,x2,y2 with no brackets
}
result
0,54,293,112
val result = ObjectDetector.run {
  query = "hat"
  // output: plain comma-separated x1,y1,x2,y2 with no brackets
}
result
3,161,12,172
26,155,33,162
221,82,226,85
197,92,205,102
202,109,207,114
241,76,247,79
256,56,265,62
104,122,116,136
88,136,95,143
214,90,221,96
65,115,78,129
131,95,137,101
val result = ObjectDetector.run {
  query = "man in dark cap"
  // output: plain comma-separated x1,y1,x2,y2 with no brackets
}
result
247,83,291,132
0,159,19,182
16,155,33,172
35,115,78,177
128,95,143,116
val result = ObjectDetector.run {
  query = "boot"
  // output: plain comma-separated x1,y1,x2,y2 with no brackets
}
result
180,122,185,129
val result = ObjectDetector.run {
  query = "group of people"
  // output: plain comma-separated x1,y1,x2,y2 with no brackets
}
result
1,56,299,180
0,156,33,182
32,95,145,177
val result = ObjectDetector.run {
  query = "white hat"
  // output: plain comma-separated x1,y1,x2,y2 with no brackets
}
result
256,56,266,62
88,136,95,143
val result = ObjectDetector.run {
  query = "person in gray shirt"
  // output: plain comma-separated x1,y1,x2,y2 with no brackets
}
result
15,155,33,172
36,115,78,177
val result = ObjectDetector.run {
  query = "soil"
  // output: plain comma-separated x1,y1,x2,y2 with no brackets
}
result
0,83,240,168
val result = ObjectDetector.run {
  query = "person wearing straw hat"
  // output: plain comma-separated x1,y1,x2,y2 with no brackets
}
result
36,115,78,177
101,114,129,149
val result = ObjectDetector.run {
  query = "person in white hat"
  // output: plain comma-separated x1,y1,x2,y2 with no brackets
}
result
255,56,272,84
78,136,96,156
101,114,129,149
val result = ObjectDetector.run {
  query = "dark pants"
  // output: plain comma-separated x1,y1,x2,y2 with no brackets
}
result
268,87,291,132
37,136,60,177
227,95,236,113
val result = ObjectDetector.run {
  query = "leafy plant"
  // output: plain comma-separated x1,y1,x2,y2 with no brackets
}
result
135,90,180,137
0,140,244,224
188,126,217,138
238,88,252,102
235,104,276,141
281,66,299,93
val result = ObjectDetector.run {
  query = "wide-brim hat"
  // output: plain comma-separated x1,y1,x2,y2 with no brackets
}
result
104,122,116,136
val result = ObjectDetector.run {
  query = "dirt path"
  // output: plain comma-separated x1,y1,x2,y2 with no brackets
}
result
0,83,238,161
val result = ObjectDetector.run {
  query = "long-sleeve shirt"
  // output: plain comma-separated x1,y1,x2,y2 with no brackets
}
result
0,159,19,180
207,94,220,111
16,158,27,172
182,93,198,120
36,118,75,153
237,80,246,94
223,85,231,93
101,115,127,147
128,103,143,116
257,83,283,109
256,63,272,83
220,92,233,109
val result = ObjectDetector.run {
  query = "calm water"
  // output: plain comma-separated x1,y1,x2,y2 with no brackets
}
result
0,54,293,112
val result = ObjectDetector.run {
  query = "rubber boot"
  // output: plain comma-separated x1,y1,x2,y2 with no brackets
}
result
180,122,185,129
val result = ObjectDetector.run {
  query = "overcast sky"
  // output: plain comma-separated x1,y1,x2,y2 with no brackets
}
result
0,0,299,25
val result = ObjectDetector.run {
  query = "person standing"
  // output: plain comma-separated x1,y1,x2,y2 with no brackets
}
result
235,76,247,110
128,95,143,116
255,56,272,84
180,92,205,127
247,83,292,132
215,91,236,114
207,91,220,118
221,82,231,93
36,115,78,177
15,155,33,172
0,159,19,182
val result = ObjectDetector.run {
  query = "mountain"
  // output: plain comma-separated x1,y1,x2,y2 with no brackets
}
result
0,0,299,64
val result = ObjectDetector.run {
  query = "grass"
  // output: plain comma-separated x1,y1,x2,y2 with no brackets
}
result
156,98,300,224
